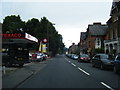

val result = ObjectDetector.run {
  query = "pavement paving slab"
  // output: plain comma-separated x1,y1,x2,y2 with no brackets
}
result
2,65,33,88
2,60,49,89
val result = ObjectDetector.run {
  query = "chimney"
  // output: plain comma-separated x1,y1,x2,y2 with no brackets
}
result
93,22,101,25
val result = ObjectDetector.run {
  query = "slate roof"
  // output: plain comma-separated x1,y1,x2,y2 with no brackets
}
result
88,23,108,36
110,1,120,16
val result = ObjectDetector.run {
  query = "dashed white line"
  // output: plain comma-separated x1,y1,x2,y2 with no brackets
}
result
68,61,71,63
64,58,69,61
101,82,114,90
64,57,90,76
78,67,90,76
64,57,114,90
71,63,76,67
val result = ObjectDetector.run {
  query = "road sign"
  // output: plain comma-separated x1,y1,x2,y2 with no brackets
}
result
43,38,47,43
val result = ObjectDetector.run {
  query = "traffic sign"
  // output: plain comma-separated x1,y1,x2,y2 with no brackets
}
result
43,38,47,43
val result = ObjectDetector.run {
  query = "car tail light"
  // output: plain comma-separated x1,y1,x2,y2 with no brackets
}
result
81,57,84,59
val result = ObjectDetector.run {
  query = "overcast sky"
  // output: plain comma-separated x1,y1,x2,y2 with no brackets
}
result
1,0,113,48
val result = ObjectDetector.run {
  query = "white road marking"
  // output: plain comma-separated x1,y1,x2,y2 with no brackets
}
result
68,61,71,63
78,67,90,76
71,63,76,67
101,82,114,90
65,58,69,61
64,58,71,63
64,57,90,76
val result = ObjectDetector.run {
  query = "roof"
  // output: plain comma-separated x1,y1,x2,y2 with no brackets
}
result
110,1,120,16
88,23,108,36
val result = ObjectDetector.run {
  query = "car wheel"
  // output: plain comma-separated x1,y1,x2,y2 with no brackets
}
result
113,66,119,74
19,63,24,67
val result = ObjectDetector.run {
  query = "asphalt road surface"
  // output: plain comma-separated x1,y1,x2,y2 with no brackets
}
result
16,55,120,89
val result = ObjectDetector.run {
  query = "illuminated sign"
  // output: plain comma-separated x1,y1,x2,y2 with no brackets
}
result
42,44,47,53
43,38,47,43
1,33,38,43
1,33,24,38
25,33,38,42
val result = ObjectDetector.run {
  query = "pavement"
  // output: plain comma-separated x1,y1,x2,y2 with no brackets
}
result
2,59,51,89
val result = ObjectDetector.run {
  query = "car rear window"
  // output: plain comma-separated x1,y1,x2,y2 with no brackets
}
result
81,54,89,57
101,54,108,59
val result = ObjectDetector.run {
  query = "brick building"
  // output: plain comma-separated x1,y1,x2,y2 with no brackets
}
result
79,32,87,54
68,43,79,54
86,22,108,56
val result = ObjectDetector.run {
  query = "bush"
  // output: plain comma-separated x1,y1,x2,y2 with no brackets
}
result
93,48,104,53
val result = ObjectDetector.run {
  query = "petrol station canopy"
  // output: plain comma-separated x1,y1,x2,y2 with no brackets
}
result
1,32,38,44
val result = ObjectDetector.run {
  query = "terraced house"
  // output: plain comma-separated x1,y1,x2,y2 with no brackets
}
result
79,22,108,57
86,22,108,56
104,1,120,55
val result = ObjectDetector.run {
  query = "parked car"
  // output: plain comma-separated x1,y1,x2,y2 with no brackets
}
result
72,54,79,60
29,53,32,61
91,53,114,70
66,54,71,58
70,54,74,59
31,53,37,61
113,54,120,74
36,53,44,62
42,53,47,60
78,54,90,62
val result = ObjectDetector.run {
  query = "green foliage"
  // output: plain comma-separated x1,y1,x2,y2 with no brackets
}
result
2,15,65,56
2,15,25,33
93,48,104,54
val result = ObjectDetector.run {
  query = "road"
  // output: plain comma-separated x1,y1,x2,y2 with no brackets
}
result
15,55,120,89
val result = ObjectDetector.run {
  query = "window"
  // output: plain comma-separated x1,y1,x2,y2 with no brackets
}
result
100,54,108,59
94,55,100,59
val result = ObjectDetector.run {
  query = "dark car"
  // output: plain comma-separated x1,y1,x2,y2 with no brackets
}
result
78,54,91,62
91,53,114,70
113,54,120,74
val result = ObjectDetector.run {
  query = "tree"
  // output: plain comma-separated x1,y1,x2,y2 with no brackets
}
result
2,15,65,56
25,16,65,56
25,18,40,36
93,48,104,54
2,15,25,33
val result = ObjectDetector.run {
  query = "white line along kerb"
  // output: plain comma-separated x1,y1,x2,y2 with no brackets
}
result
78,67,90,76
101,82,114,90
